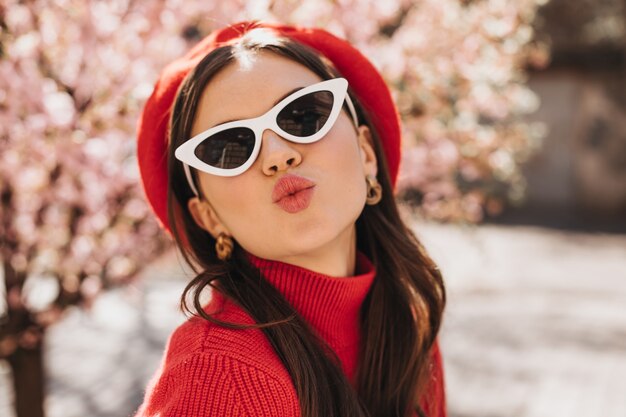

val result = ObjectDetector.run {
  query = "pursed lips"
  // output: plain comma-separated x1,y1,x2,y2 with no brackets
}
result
272,174,316,203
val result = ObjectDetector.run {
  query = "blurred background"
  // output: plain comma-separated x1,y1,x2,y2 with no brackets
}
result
0,1,624,417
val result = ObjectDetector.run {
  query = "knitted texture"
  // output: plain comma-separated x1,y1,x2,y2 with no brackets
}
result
132,251,446,417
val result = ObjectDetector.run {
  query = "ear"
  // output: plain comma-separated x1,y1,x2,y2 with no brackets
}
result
187,196,230,239
356,125,378,177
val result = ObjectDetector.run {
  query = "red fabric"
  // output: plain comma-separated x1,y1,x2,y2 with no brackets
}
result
136,20,402,238
132,251,447,417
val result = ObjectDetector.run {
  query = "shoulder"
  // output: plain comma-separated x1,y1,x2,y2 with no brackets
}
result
133,292,299,417
164,292,284,375
135,350,299,417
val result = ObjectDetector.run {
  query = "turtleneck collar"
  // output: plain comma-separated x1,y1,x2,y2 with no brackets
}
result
244,250,377,380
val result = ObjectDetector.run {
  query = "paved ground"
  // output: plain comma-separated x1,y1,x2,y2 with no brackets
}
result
1,219,625,417
413,220,626,417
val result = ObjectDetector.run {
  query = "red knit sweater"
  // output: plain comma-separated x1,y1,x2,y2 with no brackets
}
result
132,251,446,417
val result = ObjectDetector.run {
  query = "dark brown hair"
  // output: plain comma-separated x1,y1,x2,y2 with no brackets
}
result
166,28,446,417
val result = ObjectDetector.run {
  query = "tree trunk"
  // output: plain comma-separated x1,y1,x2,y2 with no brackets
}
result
7,339,45,417
2,237,46,417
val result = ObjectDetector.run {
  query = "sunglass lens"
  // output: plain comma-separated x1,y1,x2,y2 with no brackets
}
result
194,127,255,169
277,91,334,137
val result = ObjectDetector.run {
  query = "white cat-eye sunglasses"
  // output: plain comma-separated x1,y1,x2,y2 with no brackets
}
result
174,77,359,196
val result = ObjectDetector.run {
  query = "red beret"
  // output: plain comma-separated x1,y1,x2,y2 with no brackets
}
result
136,20,401,237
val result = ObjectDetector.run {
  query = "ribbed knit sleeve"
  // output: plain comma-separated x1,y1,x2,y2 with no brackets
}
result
133,351,300,417
418,337,447,417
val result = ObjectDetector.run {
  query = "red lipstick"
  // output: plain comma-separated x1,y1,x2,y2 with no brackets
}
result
272,174,316,213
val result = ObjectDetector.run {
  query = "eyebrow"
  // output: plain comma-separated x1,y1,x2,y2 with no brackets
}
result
213,86,305,126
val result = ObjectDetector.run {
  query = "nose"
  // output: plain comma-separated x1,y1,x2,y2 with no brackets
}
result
260,129,302,175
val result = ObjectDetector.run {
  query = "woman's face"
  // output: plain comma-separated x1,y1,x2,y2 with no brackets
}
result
186,50,377,267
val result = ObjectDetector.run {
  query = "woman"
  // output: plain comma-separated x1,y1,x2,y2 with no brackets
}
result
133,21,447,417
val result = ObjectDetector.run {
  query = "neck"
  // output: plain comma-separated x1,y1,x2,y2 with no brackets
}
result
268,223,357,277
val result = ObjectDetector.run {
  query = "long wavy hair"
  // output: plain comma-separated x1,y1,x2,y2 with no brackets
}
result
166,28,446,417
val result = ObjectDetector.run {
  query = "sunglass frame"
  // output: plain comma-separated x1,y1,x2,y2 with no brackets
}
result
175,77,359,195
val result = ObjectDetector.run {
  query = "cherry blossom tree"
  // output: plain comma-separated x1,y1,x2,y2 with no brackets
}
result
0,2,179,416
0,1,549,416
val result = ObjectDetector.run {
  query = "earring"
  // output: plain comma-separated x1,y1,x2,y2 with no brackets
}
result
365,175,382,205
215,232,234,261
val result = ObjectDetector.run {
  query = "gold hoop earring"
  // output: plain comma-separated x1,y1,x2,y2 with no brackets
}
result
215,232,233,261
365,175,382,205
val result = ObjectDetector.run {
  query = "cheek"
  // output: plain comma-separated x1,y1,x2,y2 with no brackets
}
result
202,177,262,225
311,129,369,220
318,128,366,189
